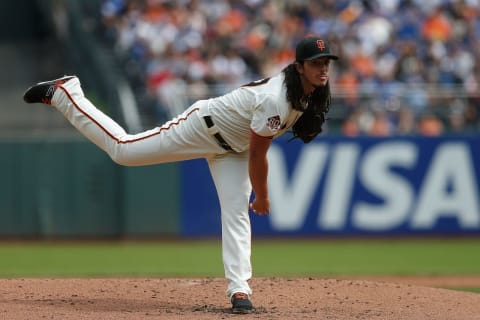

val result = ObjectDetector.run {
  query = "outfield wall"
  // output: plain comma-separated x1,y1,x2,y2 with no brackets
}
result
1,136,479,237
182,135,480,236
0,139,178,238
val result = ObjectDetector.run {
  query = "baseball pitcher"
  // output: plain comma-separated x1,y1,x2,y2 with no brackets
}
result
23,35,338,314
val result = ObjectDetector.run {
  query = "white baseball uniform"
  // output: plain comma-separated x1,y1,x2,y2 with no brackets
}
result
51,74,301,297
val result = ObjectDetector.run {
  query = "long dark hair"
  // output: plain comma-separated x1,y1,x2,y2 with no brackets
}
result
282,63,332,114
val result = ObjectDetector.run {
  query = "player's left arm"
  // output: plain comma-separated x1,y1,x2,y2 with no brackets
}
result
248,129,273,215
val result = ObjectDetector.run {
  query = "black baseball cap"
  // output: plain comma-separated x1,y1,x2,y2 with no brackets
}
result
295,35,338,61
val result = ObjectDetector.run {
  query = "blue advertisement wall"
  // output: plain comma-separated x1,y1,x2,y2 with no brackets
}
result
181,136,480,236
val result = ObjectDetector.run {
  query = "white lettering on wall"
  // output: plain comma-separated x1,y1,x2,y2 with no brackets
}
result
318,143,359,230
268,144,328,230
411,143,480,228
352,142,417,230
267,140,480,232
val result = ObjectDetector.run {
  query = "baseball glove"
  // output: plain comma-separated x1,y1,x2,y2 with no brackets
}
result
291,102,326,143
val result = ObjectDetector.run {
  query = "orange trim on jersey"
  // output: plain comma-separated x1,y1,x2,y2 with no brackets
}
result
250,128,273,140
58,85,198,144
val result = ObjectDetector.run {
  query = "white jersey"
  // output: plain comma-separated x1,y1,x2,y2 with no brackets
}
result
207,73,302,152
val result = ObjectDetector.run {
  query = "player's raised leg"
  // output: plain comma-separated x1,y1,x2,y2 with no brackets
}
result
23,76,224,166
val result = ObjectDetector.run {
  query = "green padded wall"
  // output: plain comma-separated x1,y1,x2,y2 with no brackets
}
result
122,164,179,236
0,139,179,238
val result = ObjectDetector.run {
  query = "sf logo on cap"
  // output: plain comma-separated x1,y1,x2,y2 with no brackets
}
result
316,40,325,51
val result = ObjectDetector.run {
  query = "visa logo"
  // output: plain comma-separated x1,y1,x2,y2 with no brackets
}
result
267,141,480,232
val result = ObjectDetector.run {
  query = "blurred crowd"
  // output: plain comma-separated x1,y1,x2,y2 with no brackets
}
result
98,0,480,136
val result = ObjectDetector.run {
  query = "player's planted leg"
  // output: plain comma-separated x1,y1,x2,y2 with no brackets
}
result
207,152,254,313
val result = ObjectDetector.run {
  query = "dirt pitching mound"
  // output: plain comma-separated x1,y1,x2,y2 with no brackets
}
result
1,277,479,319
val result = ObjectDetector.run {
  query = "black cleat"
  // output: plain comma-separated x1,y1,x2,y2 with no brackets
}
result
231,292,253,314
23,75,76,105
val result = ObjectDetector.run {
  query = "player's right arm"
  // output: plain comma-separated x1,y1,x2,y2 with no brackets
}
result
248,129,272,215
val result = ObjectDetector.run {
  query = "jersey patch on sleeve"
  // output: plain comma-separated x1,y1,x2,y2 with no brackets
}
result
266,115,281,131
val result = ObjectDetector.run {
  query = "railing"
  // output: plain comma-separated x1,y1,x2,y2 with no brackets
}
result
136,81,479,135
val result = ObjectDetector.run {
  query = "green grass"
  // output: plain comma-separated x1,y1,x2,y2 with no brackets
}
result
454,288,480,294
0,238,479,278
0,241,223,277
252,238,480,276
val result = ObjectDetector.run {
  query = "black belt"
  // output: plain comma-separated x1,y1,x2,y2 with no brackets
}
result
203,116,235,152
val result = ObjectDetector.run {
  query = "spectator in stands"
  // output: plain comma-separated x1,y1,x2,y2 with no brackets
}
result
368,109,393,137
417,112,445,136
396,106,416,136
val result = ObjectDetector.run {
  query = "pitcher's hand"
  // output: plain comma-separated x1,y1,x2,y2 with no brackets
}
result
249,197,270,215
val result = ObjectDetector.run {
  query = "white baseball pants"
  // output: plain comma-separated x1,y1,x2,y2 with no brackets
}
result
52,77,253,297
